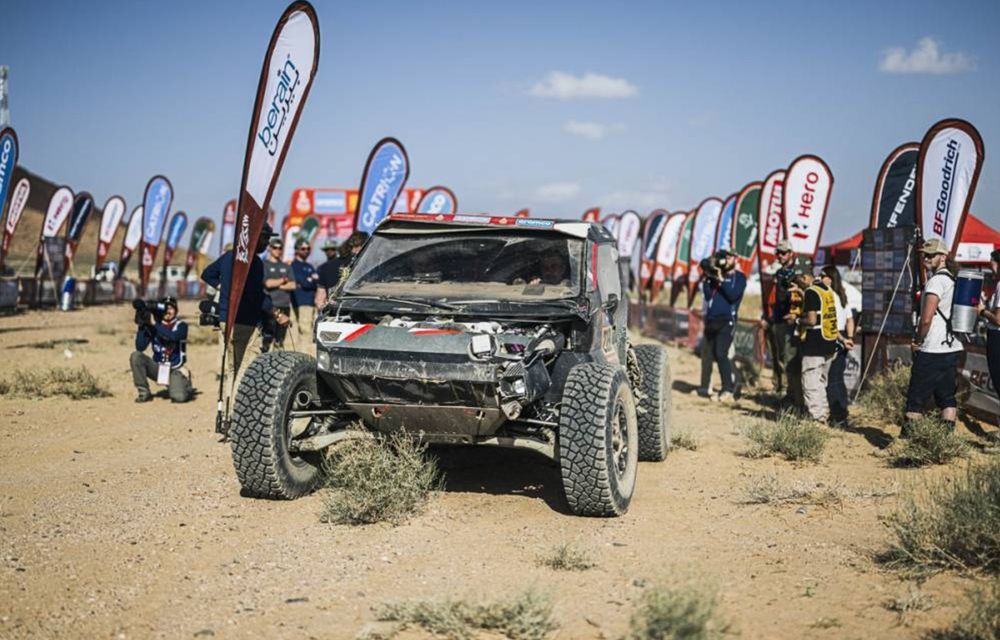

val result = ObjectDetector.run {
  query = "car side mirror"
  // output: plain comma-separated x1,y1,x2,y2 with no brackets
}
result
604,293,619,312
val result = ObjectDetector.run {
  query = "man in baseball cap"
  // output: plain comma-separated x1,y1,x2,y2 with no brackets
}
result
760,239,801,407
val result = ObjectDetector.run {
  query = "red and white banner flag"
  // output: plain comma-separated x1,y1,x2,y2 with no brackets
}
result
616,210,642,257
782,155,833,259
582,207,600,222
96,195,126,268
118,206,143,276
35,186,74,276
0,177,29,271
652,212,685,299
757,169,785,275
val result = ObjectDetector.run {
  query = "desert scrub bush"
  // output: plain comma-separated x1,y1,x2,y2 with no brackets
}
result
889,416,968,467
882,458,1000,575
536,543,595,571
671,429,700,451
321,431,440,525
926,577,1000,640
185,327,218,346
0,367,111,400
375,589,557,640
627,584,728,640
855,362,909,426
741,474,843,508
743,411,830,463
884,585,933,625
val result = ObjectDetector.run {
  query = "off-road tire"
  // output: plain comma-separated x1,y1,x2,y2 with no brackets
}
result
558,363,639,517
635,343,673,461
230,351,323,499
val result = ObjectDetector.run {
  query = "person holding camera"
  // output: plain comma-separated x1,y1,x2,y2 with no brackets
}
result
698,248,746,401
263,237,295,350
130,296,192,403
760,241,801,407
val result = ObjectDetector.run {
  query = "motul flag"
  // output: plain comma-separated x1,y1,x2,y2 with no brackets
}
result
782,155,833,259
354,137,410,234
639,209,667,289
688,197,723,297
514,208,530,218
415,186,457,214
652,212,685,299
616,210,642,257
228,1,320,334
1,176,29,271
36,186,74,276
582,207,600,222
915,119,984,255
220,199,237,253
118,206,143,276
731,182,761,275
0,128,19,226
163,211,188,266
714,193,736,251
63,192,95,269
139,175,173,289
95,195,126,268
184,217,215,278
757,169,785,275
870,142,919,229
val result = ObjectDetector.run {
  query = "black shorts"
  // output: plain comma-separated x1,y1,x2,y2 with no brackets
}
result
905,350,962,413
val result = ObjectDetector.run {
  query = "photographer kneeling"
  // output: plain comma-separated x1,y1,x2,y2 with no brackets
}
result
698,249,746,401
130,296,192,403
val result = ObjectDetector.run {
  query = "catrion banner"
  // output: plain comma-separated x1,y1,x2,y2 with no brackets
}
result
652,212,685,298
0,176,29,270
415,186,457,215
616,210,642,257
688,197,723,297
228,1,320,334
714,194,736,251
139,175,173,288
119,206,143,275
870,142,919,229
639,209,667,289
36,186,74,276
163,211,189,266
782,155,833,258
757,169,786,275
96,195,126,268
184,217,215,277
731,182,761,275
582,207,600,222
0,127,19,224
63,192,95,268
354,137,409,234
220,199,237,253
915,119,985,255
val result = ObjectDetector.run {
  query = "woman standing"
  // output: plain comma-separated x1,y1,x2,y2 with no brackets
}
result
980,249,1000,401
821,266,856,425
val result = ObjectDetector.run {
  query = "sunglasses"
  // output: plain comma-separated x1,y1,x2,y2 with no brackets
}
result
297,246,311,251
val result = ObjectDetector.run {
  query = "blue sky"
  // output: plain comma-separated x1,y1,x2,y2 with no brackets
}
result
2,0,998,246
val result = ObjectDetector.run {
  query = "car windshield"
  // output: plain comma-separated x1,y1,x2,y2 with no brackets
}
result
342,230,584,302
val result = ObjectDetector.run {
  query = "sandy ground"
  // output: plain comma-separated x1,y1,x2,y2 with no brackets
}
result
0,301,994,639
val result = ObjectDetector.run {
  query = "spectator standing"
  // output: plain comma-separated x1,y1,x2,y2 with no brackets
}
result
315,238,345,308
201,224,273,436
291,239,318,348
760,240,801,408
978,249,1000,401
820,266,856,425
905,239,963,434
698,249,747,401
130,296,192,403
797,270,840,422
263,237,295,350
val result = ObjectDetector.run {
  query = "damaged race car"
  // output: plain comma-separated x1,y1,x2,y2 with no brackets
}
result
229,214,673,516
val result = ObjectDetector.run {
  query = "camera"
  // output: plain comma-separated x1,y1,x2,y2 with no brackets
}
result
699,257,723,280
198,298,220,327
132,299,167,325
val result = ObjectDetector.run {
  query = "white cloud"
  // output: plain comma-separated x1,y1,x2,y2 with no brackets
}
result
535,182,581,203
562,120,626,140
597,180,674,210
879,37,975,75
529,71,638,99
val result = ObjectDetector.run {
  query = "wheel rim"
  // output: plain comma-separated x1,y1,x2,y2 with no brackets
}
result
611,397,630,478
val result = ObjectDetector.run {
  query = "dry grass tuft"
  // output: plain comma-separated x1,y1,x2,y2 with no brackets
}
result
626,584,729,640
0,367,111,400
925,577,1000,640
537,543,596,571
889,416,969,467
743,411,830,463
856,363,909,427
671,429,701,451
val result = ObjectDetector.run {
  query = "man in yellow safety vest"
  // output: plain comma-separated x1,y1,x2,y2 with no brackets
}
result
795,271,839,422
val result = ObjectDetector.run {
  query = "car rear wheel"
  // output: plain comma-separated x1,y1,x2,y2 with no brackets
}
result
230,351,324,499
634,343,673,461
558,363,638,517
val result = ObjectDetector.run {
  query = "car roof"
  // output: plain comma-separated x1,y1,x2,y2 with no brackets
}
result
379,213,615,243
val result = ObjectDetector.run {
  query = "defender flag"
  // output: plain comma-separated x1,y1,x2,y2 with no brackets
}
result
63,192,95,270
353,137,409,234
95,195,126,268
688,197,723,299
915,119,984,255
731,182,761,275
220,199,237,253
714,193,736,251
163,211,189,266
782,155,833,259
36,186,74,277
415,186,457,215
0,127,19,230
870,142,919,229
1,177,29,271
184,217,215,278
652,212,685,299
139,175,173,289
118,206,143,277
639,209,668,289
582,207,600,222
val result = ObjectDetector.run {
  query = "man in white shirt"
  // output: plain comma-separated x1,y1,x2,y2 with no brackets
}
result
904,238,963,434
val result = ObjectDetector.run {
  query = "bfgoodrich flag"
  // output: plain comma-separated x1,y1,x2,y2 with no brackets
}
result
0,127,19,223
916,119,985,255
96,195,126,268
870,142,919,229
139,175,173,288
63,192,95,269
163,211,189,266
354,137,409,233
688,197,723,296
732,182,761,275
229,1,320,333
782,155,834,259
415,186,457,215
1,176,29,271
757,169,785,275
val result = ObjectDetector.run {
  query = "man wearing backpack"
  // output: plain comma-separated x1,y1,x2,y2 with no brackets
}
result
795,269,840,422
905,238,963,434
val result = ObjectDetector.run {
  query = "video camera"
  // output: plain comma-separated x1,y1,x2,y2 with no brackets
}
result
699,255,726,281
132,299,167,325
198,298,220,327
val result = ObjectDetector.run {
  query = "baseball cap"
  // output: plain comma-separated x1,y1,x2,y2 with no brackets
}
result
321,239,338,251
918,238,948,256
295,238,311,249
268,237,284,248
776,240,793,253
714,248,735,259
